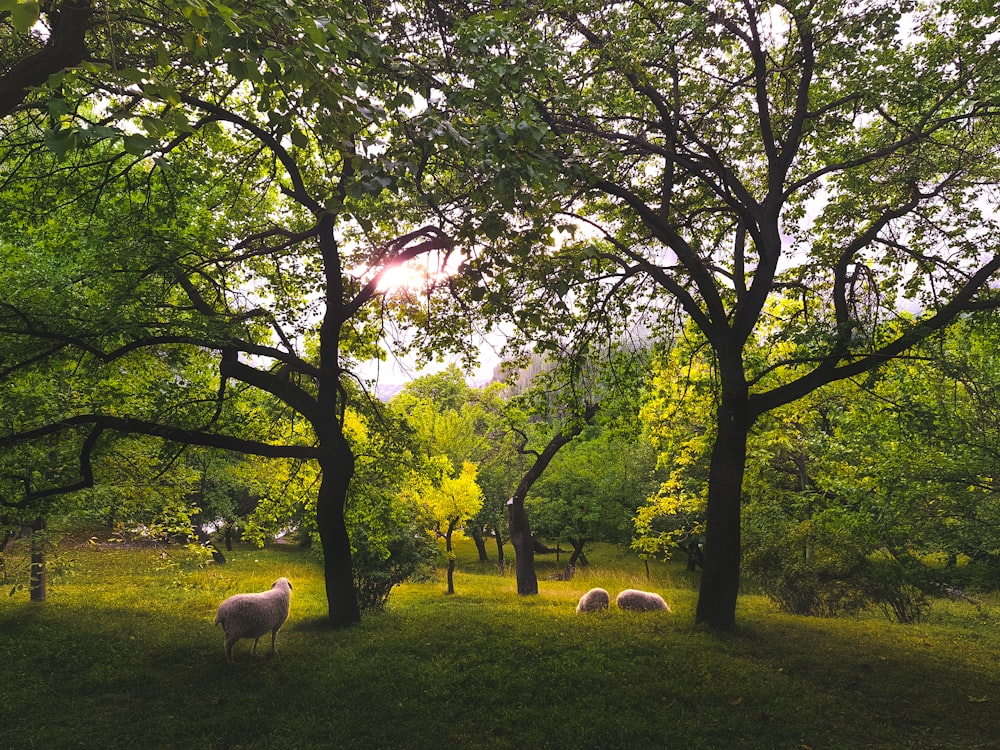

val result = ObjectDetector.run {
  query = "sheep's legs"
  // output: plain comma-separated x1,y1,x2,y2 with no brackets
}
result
222,632,279,662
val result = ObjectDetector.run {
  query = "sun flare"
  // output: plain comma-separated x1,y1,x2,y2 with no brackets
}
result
376,263,430,292
375,253,462,293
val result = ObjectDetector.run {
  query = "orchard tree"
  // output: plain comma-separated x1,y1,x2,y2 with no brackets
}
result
634,331,716,571
436,0,1000,628
407,456,484,595
391,367,522,565
0,1,469,626
641,314,1000,617
530,425,657,566
831,317,1000,577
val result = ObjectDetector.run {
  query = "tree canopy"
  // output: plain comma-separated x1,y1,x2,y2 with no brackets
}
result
426,0,1000,628
1,0,999,630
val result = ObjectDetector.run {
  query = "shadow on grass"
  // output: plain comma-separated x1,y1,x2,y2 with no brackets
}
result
4,544,999,750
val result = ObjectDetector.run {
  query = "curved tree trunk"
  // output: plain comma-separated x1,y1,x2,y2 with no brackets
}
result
509,403,600,595
695,395,752,630
0,0,92,118
470,526,489,562
316,436,361,627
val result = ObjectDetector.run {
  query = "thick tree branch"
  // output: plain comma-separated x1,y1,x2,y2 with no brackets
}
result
177,93,324,215
342,226,454,320
751,253,1000,416
0,414,320,459
219,354,321,424
0,1,93,117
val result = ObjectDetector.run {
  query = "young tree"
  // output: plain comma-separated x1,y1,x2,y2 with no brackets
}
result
413,456,484,595
436,0,1000,628
634,333,716,571
392,369,520,565
530,425,656,567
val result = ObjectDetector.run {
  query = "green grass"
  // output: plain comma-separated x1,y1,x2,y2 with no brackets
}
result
3,537,999,749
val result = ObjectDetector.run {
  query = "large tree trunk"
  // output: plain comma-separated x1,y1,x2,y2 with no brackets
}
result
508,498,537,595
695,396,752,630
316,436,361,627
29,516,46,603
0,0,92,118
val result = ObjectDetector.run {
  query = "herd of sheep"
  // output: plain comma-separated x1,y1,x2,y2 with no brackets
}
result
212,579,668,662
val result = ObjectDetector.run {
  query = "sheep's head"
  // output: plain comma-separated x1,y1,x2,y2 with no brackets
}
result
272,577,292,591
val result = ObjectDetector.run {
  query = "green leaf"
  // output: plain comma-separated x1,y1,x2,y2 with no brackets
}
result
43,129,76,159
123,134,152,155
46,98,71,118
481,214,506,241
9,1,39,33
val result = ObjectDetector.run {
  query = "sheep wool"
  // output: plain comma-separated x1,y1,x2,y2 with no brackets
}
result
214,577,292,662
576,587,611,613
615,588,670,613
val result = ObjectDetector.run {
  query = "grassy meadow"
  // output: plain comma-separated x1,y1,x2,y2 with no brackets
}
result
2,534,999,750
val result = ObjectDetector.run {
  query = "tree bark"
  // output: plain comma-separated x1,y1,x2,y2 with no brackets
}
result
508,403,599,595
0,0,93,118
316,436,361,627
567,537,589,567
470,527,489,562
493,526,505,572
29,517,46,602
445,520,458,595
695,395,752,630
507,498,537,595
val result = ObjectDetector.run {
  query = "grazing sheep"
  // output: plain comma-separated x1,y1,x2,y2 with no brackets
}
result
214,577,292,662
576,587,610,613
616,588,670,613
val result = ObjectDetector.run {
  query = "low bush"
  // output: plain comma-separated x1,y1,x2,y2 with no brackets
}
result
748,547,931,623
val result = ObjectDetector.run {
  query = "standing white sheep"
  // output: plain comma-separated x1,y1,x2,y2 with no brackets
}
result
214,577,292,662
616,588,670,612
576,587,611,613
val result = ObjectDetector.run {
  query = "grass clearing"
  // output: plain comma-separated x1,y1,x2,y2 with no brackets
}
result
3,537,999,749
